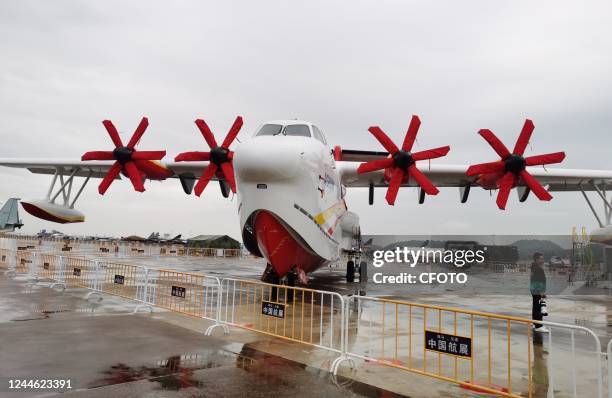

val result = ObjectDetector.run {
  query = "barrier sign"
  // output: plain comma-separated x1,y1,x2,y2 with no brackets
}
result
73,267,81,276
171,285,186,298
114,274,125,285
261,301,285,318
425,330,472,358
43,262,50,270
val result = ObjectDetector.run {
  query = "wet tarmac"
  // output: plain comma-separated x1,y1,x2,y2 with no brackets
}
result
1,251,611,397
0,275,406,398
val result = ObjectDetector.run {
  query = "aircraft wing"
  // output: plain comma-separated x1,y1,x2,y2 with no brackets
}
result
337,162,612,192
0,158,213,179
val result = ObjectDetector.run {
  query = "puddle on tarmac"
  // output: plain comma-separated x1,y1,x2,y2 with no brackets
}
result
9,301,103,322
87,343,407,397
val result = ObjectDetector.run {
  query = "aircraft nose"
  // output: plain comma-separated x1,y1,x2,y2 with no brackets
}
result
233,136,302,182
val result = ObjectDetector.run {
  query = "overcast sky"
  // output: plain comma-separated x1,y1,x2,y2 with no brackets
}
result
0,1,610,239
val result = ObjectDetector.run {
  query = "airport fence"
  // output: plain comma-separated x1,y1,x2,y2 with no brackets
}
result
4,234,245,259
146,269,222,322
0,248,12,270
608,339,611,398
218,278,346,356
96,261,149,302
2,247,609,397
342,295,605,398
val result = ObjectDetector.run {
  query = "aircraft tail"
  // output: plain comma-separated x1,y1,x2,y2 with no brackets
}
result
0,198,23,232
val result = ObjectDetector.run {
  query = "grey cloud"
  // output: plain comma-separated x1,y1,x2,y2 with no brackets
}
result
0,0,610,237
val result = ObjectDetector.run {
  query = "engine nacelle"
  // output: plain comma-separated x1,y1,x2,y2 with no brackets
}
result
20,200,85,224
590,225,612,246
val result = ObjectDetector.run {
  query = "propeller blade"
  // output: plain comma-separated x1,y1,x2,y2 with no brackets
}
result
174,151,211,162
127,117,149,149
220,162,237,193
513,119,534,156
466,161,506,176
401,115,421,151
496,172,517,210
82,151,115,161
368,126,399,154
408,164,439,195
479,129,511,159
221,116,243,149
123,161,145,192
385,167,404,205
411,146,451,161
357,158,394,174
525,151,566,166
194,163,218,197
520,170,553,201
102,120,123,148
98,161,122,195
131,150,166,160
195,119,219,149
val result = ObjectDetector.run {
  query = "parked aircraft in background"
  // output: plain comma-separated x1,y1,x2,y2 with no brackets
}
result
145,232,185,245
0,198,23,233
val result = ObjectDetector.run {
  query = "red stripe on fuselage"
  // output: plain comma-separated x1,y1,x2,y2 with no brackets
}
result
254,210,326,278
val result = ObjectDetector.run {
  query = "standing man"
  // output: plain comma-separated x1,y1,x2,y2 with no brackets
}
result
530,252,549,333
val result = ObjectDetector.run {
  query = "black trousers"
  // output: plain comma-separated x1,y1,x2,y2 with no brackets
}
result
532,295,543,328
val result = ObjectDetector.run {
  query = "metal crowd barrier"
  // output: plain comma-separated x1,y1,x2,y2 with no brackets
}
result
608,339,611,398
61,257,99,290
341,295,604,398
218,277,350,369
2,248,609,396
0,248,12,270
38,253,61,280
146,269,221,320
96,261,148,302
4,252,227,333
15,250,33,274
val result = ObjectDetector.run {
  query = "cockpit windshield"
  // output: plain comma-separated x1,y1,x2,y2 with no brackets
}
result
255,124,311,137
283,125,310,137
256,124,283,136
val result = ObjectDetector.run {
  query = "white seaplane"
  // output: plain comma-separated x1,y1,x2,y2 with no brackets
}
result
1,115,611,284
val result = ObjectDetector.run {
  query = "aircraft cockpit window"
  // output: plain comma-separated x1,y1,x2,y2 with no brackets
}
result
283,124,311,137
312,125,327,144
256,124,283,136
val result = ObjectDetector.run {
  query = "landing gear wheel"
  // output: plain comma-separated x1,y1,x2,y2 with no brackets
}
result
346,260,355,283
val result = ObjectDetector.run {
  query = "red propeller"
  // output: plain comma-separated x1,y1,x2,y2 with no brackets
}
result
466,119,566,210
174,116,243,196
357,115,450,205
82,117,166,195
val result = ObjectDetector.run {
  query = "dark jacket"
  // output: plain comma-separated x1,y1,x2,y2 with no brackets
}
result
530,264,546,295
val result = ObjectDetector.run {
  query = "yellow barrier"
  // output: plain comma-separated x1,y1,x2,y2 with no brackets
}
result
344,295,603,398
97,261,147,301
38,253,61,280
219,278,345,354
149,269,220,320
62,257,98,289
15,250,32,274
0,248,10,269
